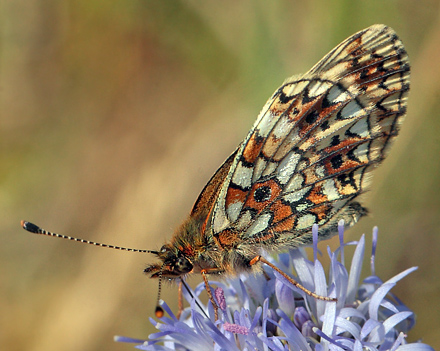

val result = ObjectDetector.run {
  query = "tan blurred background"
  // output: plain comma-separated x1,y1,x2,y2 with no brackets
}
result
2,1,440,350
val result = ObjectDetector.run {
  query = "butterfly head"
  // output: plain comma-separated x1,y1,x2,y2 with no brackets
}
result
144,244,193,279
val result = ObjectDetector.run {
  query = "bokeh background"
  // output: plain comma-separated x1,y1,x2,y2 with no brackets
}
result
2,1,440,350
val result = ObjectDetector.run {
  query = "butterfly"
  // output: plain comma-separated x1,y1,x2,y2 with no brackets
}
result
22,24,410,320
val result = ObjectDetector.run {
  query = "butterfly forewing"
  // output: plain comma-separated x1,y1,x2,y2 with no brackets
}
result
208,24,409,251
190,150,238,220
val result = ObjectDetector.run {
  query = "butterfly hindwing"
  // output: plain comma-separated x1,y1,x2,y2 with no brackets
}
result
208,24,409,251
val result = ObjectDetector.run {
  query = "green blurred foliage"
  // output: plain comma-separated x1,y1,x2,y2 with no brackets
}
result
2,1,440,350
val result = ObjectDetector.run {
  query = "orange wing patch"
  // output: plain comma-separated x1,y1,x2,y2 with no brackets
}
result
244,179,282,213
307,184,328,205
242,133,264,164
226,187,248,207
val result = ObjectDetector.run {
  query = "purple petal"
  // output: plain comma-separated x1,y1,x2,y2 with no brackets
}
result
360,318,382,340
354,339,363,351
364,275,384,285
320,295,336,339
347,234,365,304
338,307,366,321
301,320,316,338
313,259,328,319
338,219,346,265
293,306,311,329
157,300,178,322
380,300,401,315
334,317,361,339
276,309,311,350
277,252,291,269
382,311,413,335
136,344,166,351
312,223,319,262
114,336,146,343
369,282,396,320
265,308,278,337
259,335,285,351
239,279,250,310
384,267,418,285
275,278,295,315
205,321,239,350
394,343,436,351
290,249,315,293
273,270,306,301
387,332,406,351
330,258,349,307
371,226,378,275
313,327,346,349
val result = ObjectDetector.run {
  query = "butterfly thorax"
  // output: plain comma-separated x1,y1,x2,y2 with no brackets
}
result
144,214,258,279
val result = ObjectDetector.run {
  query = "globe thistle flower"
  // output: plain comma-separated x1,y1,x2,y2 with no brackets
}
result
116,221,434,351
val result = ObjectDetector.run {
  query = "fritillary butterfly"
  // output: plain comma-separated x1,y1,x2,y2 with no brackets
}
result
22,24,410,320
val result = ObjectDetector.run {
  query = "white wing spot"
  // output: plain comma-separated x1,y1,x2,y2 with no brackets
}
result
349,118,371,138
276,151,301,184
253,157,267,182
258,112,278,137
232,162,253,189
322,179,339,201
315,164,326,178
284,173,305,193
283,186,311,202
262,161,278,177
326,84,350,104
272,116,291,139
289,80,309,96
226,201,243,223
212,210,230,233
340,100,364,119
352,142,369,163
245,212,272,236
308,80,332,98
296,214,316,230
236,210,252,230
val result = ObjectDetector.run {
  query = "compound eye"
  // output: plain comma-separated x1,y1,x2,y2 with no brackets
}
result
160,245,168,253
175,256,193,274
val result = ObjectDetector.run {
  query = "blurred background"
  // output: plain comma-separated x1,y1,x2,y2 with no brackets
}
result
2,1,440,350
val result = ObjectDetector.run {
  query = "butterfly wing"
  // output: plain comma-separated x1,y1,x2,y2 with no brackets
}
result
190,149,238,221
208,24,410,252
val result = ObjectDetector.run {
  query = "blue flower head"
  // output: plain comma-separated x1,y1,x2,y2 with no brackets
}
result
116,221,434,351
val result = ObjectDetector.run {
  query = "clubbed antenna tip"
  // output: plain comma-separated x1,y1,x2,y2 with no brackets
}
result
21,220,40,233
155,306,164,318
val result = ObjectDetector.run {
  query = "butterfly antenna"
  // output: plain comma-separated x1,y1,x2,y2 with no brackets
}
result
20,220,159,254
154,263,165,318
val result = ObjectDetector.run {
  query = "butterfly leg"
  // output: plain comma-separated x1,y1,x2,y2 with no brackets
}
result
177,279,183,320
201,269,220,320
249,256,337,302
